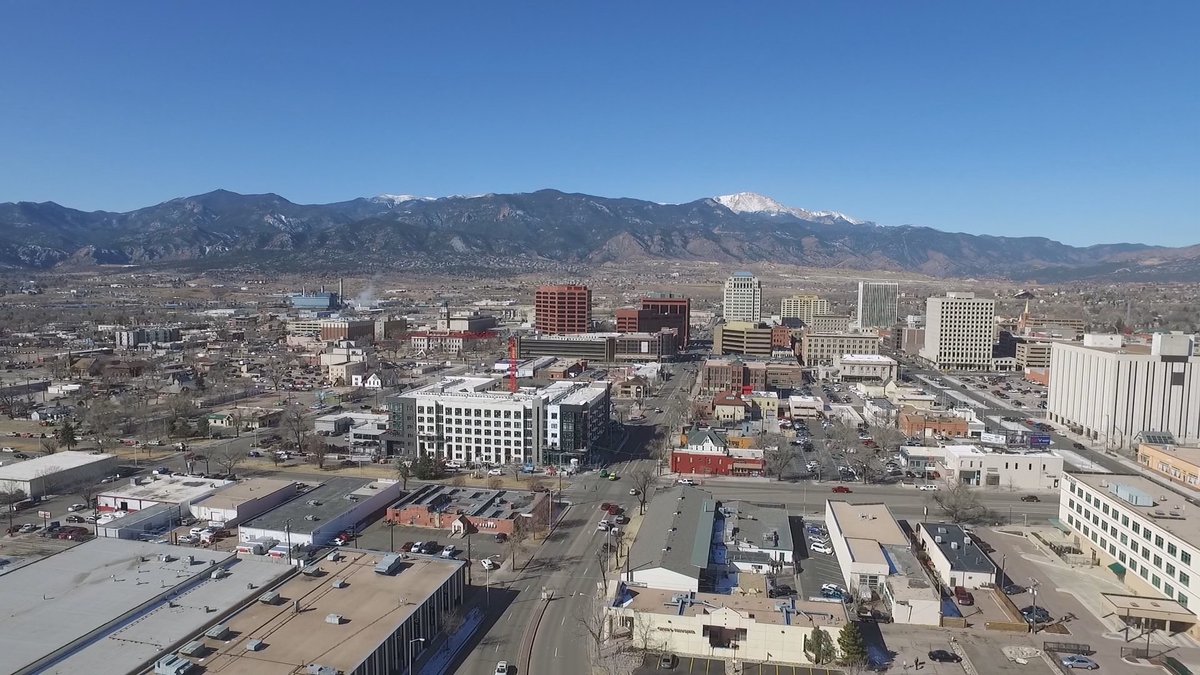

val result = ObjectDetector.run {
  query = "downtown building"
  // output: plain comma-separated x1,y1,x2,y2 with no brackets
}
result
722,272,763,322
799,331,881,367
386,376,610,466
1047,333,1200,450
856,281,899,329
779,294,830,325
534,284,591,334
919,292,996,371
615,292,691,346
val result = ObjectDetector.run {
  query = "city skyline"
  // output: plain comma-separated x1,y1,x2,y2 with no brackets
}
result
1,2,1197,246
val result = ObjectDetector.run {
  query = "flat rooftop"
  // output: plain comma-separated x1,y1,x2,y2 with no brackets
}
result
1140,442,1200,470
723,501,793,553
391,483,542,521
827,501,907,545
839,354,896,363
1070,473,1200,544
920,522,996,574
189,551,463,675
241,477,386,535
617,586,846,629
0,450,115,481
942,444,1058,459
99,475,232,504
0,538,287,675
191,477,298,511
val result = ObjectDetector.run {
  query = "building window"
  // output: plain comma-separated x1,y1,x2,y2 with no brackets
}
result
1156,535,1165,548
1168,563,1176,577
1165,584,1175,598
1122,515,1130,527
1169,543,1178,556
1180,572,1190,587
1132,522,1141,534
1183,552,1193,566
1155,555,1163,568
1153,575,1161,589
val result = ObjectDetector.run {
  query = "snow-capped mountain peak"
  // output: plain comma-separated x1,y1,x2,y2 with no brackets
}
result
371,194,434,206
714,191,861,224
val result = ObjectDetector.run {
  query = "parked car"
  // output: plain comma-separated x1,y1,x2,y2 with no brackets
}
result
495,660,509,674
810,541,834,555
677,478,697,486
1003,584,1026,595
65,514,86,523
831,486,852,493
401,542,415,552
419,542,439,554
658,654,676,669
494,533,508,543
67,503,87,512
1021,606,1052,623
441,545,457,558
917,484,939,491
487,468,504,476
954,586,975,606
18,523,37,534
1060,655,1099,670
1021,495,1041,502
928,650,962,663
481,558,499,570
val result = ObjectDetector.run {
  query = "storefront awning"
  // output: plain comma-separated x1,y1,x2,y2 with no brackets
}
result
1108,562,1126,577
1048,517,1072,534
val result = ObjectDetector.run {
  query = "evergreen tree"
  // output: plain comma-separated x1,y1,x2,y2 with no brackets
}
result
837,622,869,667
56,420,78,451
804,625,835,664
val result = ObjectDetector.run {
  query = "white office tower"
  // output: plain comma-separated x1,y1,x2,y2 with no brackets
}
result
780,294,830,324
722,272,763,322
856,281,899,329
919,292,996,371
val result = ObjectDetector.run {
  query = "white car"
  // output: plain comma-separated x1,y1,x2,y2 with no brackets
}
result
597,520,611,531
67,504,87,512
1,447,14,453
917,484,939,491
810,541,834,555
480,558,499,570
487,468,504,476
441,545,457,557
677,478,697,486
495,661,509,675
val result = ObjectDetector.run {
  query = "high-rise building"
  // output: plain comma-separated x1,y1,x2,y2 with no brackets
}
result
615,293,691,346
722,272,763,322
535,284,591,335
919,292,996,371
780,295,830,325
856,282,899,329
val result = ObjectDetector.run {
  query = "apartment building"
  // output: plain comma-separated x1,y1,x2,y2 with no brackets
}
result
700,358,805,394
780,294,829,325
919,292,996,371
1061,473,1200,635
535,284,591,334
856,281,899,329
722,272,763,322
320,319,375,343
386,377,610,466
1048,333,1200,449
800,331,880,367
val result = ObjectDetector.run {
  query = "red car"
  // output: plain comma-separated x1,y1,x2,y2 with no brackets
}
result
606,504,623,515
401,542,415,552
831,486,853,494
600,503,612,511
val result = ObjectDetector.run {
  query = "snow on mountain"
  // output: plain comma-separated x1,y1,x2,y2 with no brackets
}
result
371,194,434,206
714,191,861,224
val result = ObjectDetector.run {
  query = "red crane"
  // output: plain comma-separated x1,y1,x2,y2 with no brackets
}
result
507,336,519,393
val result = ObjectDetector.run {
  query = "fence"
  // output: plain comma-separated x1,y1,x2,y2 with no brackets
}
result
1043,641,1091,655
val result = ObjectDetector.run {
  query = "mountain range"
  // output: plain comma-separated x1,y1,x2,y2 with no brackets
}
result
0,189,1196,281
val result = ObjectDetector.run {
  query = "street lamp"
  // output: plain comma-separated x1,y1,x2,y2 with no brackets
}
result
284,518,293,566
406,637,426,673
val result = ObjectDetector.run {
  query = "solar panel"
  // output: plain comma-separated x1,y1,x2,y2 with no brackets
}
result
1139,431,1177,445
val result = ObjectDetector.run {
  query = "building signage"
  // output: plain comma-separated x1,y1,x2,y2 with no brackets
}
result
657,627,697,634
1029,433,1052,448
980,432,1007,446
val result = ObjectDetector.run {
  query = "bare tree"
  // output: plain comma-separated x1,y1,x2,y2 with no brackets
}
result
628,468,655,514
304,435,329,470
395,460,412,490
574,585,631,675
527,476,547,493
487,477,504,490
87,398,122,453
930,481,987,523
210,442,246,476
505,527,529,570
439,607,466,636
40,437,59,455
825,420,859,453
282,403,307,451
449,475,466,487
763,445,795,481
67,478,99,511
261,356,293,391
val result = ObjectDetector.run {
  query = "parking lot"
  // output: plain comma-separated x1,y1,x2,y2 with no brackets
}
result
792,516,847,601
353,518,509,565
632,653,726,674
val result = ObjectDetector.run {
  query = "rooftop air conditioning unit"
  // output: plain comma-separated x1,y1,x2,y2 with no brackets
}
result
325,613,344,625
332,578,348,589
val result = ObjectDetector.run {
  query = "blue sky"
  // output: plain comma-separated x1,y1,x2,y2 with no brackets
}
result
1,1,1197,246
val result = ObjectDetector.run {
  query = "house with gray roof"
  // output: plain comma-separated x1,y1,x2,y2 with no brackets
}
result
917,522,997,589
626,485,719,592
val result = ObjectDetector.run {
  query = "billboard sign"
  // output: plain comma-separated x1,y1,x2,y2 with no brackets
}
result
980,432,1007,446
1029,433,1052,448
37,510,51,519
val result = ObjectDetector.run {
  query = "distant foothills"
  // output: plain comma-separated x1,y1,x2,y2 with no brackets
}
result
1,188,1197,281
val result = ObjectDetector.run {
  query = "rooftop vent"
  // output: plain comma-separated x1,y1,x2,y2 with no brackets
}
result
332,578,348,589
325,613,344,625
205,624,231,640
326,551,340,562
179,640,205,657
258,591,280,605
210,568,227,580
245,639,264,652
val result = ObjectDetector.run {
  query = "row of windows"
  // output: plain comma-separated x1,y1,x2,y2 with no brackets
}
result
1068,494,1194,581
417,406,527,418
1066,512,1189,606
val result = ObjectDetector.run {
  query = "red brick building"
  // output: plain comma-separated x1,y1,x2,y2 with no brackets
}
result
384,484,550,535
535,284,591,335
616,293,691,346
670,427,766,477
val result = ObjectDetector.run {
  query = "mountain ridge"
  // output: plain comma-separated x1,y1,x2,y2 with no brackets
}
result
0,188,1193,282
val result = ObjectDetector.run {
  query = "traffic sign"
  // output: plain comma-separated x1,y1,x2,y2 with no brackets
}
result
37,510,51,519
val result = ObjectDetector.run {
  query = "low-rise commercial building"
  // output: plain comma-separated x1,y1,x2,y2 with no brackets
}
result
825,500,941,626
941,444,1063,490
183,551,467,675
96,475,234,514
237,478,403,548
1136,441,1200,489
832,354,898,383
0,538,288,675
517,331,677,363
0,450,118,500
671,427,765,477
190,478,300,528
385,483,550,535
917,522,997,590
1061,473,1200,636
898,406,970,439
606,586,846,666
625,485,718,592
722,500,794,568
700,358,806,394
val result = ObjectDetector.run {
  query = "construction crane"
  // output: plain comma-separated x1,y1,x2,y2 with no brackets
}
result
507,336,519,393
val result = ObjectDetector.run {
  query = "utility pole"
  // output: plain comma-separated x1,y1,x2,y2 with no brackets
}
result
1029,577,1041,634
